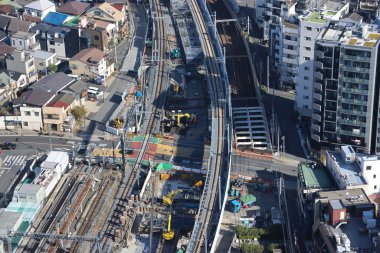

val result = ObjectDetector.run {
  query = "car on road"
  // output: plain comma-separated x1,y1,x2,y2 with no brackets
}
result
0,143,16,150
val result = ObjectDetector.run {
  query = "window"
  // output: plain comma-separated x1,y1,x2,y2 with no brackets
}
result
19,41,22,46
304,86,309,90
304,66,309,70
94,35,100,41
304,57,310,60
305,37,311,41
37,11,41,17
340,211,345,220
34,112,39,117
71,64,77,70
23,122,28,126
366,166,372,170
306,26,312,31
374,174,377,179
12,40,15,45
305,47,311,51
303,95,309,99
375,185,377,190
304,76,309,80
303,105,309,109
24,111,31,116
49,40,55,45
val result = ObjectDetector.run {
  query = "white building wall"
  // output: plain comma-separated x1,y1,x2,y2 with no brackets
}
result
255,0,266,29
357,158,380,194
295,19,325,118
20,106,43,131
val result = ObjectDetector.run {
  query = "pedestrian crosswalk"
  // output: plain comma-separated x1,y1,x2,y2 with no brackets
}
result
1,155,27,167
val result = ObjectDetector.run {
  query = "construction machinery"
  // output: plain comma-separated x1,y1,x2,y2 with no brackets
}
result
193,180,203,188
163,189,183,205
172,83,181,94
114,117,123,129
230,194,257,213
162,111,197,133
162,189,182,241
163,214,174,240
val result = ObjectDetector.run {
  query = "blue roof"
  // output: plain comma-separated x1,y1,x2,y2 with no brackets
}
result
43,12,71,26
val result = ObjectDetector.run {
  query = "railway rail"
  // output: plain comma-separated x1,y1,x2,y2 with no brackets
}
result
186,0,229,252
19,165,85,252
100,0,167,250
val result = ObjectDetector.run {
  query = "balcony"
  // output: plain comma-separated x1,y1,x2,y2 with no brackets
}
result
315,61,323,69
282,57,297,65
339,109,367,116
314,93,322,101
283,39,298,47
312,112,321,122
281,75,296,83
311,123,320,132
314,71,323,80
340,87,368,95
342,55,371,62
338,118,367,127
313,103,321,112
341,76,369,84
315,50,324,58
339,130,365,137
313,82,322,91
340,97,367,105
340,65,370,73
311,133,321,142
283,48,298,55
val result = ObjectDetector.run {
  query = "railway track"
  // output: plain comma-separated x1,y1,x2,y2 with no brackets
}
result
70,176,113,252
186,0,228,252
19,165,85,252
100,0,167,250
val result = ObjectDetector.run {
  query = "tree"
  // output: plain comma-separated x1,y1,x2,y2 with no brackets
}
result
71,106,87,125
236,225,267,240
267,243,279,252
241,243,264,253
47,64,58,73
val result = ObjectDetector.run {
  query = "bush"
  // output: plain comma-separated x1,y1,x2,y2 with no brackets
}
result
236,225,266,240
263,224,284,240
47,64,58,73
71,106,87,125
241,243,264,253
267,243,279,252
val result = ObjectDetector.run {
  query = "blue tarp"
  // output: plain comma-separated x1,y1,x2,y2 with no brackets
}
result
43,12,71,26
135,91,143,97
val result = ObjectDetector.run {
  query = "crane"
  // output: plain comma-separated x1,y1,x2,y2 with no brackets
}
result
0,232,102,253
162,189,182,241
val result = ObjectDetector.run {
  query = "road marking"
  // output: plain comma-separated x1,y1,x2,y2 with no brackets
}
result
2,155,27,167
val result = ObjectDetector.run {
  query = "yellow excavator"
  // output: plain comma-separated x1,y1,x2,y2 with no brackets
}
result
175,113,191,128
162,189,182,240
163,189,183,205
114,117,123,129
172,83,180,94
194,180,203,188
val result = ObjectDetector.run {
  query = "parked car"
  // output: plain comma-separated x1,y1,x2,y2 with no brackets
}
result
0,143,16,150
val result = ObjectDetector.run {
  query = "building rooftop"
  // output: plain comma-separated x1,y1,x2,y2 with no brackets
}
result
25,0,55,11
11,31,34,39
307,12,327,23
31,72,74,93
43,12,72,26
8,18,34,34
70,47,106,65
0,211,22,236
13,89,55,107
0,42,15,55
317,188,372,206
31,50,55,60
326,150,367,186
57,1,90,16
298,162,335,190
18,183,42,195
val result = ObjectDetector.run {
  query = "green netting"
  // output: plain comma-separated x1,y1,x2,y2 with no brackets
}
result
133,135,144,142
240,194,256,205
156,163,173,172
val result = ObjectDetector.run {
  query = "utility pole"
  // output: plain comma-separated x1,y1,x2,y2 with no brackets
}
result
114,41,118,64
149,169,154,253
49,125,52,152
247,16,250,37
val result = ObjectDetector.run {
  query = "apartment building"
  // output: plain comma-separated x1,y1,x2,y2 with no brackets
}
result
6,50,37,84
311,21,380,153
295,2,349,118
23,0,56,23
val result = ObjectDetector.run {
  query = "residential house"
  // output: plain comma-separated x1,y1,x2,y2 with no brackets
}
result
23,0,56,22
10,31,40,51
6,50,37,84
0,4,16,16
0,42,15,69
32,50,60,74
83,20,112,51
69,47,114,83
7,19,35,37
12,89,54,130
12,72,75,131
0,14,12,34
57,1,90,16
30,22,82,58
85,3,125,36
43,93,77,131
62,79,91,105
0,72,27,104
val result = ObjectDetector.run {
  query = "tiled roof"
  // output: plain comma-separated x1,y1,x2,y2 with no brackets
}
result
70,47,106,65
0,42,15,55
13,89,55,106
8,19,34,33
57,1,90,15
31,72,74,93
0,4,15,15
